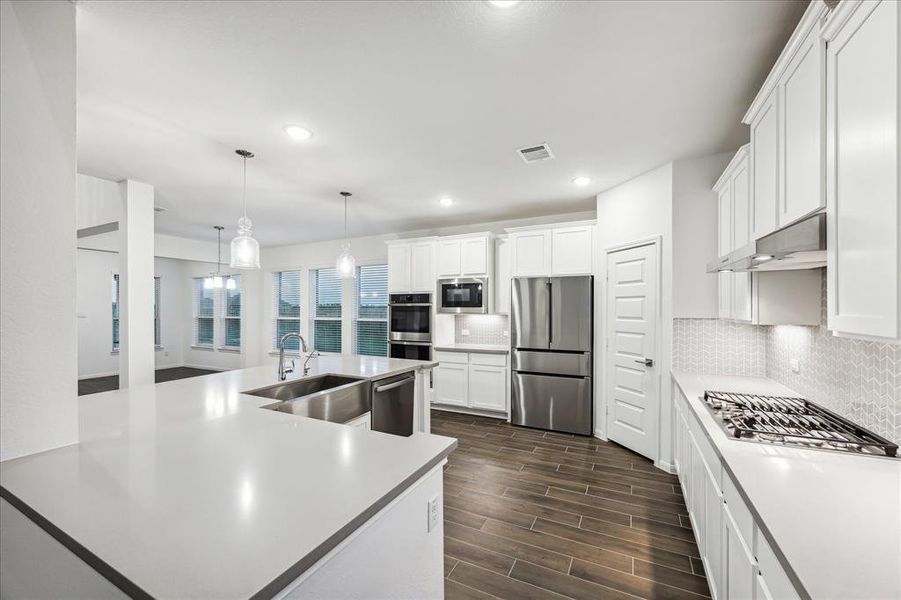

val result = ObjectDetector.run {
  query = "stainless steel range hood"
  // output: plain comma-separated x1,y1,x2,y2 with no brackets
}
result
707,212,826,273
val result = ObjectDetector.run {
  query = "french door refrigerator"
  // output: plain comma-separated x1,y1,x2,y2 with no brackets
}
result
511,276,593,435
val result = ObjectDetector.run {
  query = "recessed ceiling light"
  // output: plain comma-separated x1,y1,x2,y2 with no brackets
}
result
283,124,313,142
572,176,591,186
487,0,520,7
440,196,454,207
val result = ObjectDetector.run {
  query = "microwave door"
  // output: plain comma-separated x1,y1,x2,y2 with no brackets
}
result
511,277,550,349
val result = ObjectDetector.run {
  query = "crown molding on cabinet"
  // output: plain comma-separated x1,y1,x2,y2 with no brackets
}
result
713,144,750,192
742,0,831,125
504,219,597,234
819,0,864,40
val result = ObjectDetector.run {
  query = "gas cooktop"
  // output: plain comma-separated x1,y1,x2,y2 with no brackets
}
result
702,390,898,458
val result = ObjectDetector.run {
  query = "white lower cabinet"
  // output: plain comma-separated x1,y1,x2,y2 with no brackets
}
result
674,386,801,600
344,412,371,430
433,351,508,414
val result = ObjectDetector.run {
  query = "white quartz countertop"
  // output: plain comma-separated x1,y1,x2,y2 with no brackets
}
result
671,371,901,600
0,356,455,599
433,343,509,354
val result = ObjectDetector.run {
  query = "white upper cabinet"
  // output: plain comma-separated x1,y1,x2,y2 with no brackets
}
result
436,234,491,278
495,236,512,315
387,238,435,293
732,157,751,250
508,221,594,277
780,26,825,226
717,179,733,256
387,243,411,293
823,0,900,342
750,91,780,240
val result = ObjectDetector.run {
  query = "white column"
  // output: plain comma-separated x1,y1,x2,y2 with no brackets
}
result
0,0,78,461
118,180,155,387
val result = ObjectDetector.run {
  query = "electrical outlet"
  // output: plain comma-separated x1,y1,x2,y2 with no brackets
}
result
503,330,509,337
790,358,800,373
461,329,470,336
427,495,440,532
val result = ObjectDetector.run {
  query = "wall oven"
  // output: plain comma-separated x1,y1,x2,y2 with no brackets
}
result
388,293,432,361
437,277,488,314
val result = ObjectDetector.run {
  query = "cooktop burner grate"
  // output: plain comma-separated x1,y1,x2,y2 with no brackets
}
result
703,391,898,457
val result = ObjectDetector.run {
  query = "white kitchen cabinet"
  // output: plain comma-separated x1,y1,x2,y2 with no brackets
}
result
495,236,512,314
344,412,371,430
823,0,900,342
732,157,751,249
508,221,595,277
550,225,593,275
387,238,436,293
432,350,508,414
433,359,468,407
749,91,779,240
468,365,506,412
436,234,491,278
718,273,733,320
731,272,752,322
780,26,824,226
723,502,756,600
510,229,551,276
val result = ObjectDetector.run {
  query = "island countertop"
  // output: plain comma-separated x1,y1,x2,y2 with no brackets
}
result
0,356,456,599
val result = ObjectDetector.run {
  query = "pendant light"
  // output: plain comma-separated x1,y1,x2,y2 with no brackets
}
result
205,226,232,289
335,191,356,278
230,149,261,269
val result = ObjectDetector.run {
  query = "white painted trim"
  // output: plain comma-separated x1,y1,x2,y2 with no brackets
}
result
712,144,750,191
742,0,831,124
593,428,609,442
820,0,863,40
77,370,120,380
385,235,438,245
181,364,229,372
504,219,597,234
656,460,677,475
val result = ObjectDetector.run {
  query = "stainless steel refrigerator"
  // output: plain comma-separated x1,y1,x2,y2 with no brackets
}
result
510,276,593,435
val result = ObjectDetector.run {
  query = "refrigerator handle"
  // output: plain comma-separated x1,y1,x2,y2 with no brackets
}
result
547,280,552,345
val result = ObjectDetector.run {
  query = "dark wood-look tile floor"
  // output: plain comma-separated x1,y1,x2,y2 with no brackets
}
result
77,367,219,396
433,410,709,600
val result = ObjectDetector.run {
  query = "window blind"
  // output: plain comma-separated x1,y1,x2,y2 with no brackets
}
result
193,278,215,346
312,267,342,353
223,275,241,348
112,274,161,349
273,270,302,351
356,264,388,357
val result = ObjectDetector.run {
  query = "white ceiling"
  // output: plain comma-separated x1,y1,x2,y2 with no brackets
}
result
76,0,806,246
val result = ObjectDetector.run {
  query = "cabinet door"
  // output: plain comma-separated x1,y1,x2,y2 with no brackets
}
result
468,365,506,412
689,433,707,555
732,271,751,322
344,412,372,430
495,237,512,314
387,244,411,293
718,272,733,319
717,182,733,255
410,242,435,292
511,231,550,276
434,362,468,407
732,156,751,249
703,462,724,600
751,91,779,239
723,504,756,600
551,226,593,275
436,240,461,277
461,237,488,275
826,0,899,341
781,28,824,226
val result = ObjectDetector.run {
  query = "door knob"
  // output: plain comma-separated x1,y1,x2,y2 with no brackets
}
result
634,358,654,367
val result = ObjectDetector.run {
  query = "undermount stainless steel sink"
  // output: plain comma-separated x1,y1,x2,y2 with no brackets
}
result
246,374,372,424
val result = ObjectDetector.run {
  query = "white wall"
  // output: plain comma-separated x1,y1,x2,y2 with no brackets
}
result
0,0,78,461
77,250,186,378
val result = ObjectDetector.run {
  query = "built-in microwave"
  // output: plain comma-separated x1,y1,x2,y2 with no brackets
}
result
437,277,488,314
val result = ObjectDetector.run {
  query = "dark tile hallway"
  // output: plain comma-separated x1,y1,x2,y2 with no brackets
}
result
78,367,219,396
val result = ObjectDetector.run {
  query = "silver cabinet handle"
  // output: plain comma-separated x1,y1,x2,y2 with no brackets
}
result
634,358,654,367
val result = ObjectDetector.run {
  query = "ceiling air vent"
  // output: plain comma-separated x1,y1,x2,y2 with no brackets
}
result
517,143,554,163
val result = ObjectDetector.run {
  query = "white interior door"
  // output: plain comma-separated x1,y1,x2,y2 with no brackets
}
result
605,242,659,460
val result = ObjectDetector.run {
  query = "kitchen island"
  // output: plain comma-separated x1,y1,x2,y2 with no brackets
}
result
0,356,456,599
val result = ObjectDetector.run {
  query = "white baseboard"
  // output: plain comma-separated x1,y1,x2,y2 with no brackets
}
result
78,370,119,380
655,460,677,474
181,363,229,372
593,428,609,441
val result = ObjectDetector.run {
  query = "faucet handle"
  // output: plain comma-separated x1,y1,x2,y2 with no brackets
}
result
284,359,295,373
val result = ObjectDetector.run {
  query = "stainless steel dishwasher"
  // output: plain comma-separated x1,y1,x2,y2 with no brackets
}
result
370,371,415,436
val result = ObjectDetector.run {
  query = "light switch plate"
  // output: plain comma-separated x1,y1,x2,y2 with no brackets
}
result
461,329,470,336
790,358,800,373
427,495,440,532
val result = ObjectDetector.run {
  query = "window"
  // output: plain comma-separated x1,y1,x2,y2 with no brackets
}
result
193,278,215,346
222,275,241,349
311,267,342,353
355,264,388,356
273,270,302,351
112,274,161,350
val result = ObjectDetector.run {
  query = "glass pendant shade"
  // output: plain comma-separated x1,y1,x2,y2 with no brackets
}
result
230,216,260,269
203,277,214,289
226,277,237,290
336,243,356,278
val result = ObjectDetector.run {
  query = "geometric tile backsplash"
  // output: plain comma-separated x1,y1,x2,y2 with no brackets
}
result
674,273,901,445
454,314,510,346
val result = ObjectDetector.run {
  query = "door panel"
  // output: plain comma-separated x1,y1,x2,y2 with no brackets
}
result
511,372,591,435
435,362,467,407
511,277,549,349
549,276,592,351
605,243,658,459
468,365,506,411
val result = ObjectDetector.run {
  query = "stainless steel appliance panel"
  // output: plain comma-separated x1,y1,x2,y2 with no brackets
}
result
511,372,592,435
438,277,488,314
512,349,591,377
371,372,415,436
388,341,432,361
549,276,592,352
388,293,432,342
511,277,550,349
